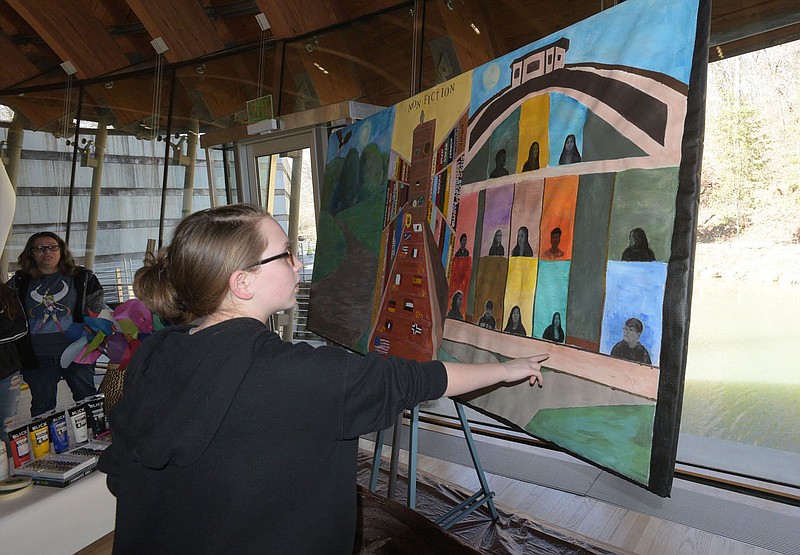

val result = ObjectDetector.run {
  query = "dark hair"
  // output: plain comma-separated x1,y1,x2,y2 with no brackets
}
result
625,317,644,333
485,300,493,310
18,231,77,278
134,204,270,324
629,227,649,248
551,227,562,236
0,282,21,320
459,233,467,241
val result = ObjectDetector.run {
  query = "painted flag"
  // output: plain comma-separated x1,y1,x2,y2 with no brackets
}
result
411,323,422,335
412,276,423,286
412,248,419,258
403,231,412,240
403,299,414,311
373,336,390,355
413,223,422,232
401,245,409,255
388,300,397,312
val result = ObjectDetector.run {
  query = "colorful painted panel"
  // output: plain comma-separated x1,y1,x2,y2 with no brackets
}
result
309,0,709,495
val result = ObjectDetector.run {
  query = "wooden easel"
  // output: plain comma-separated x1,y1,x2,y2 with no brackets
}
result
369,399,499,529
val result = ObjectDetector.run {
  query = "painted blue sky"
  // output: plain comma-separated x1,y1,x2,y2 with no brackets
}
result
326,105,396,162
470,0,699,115
600,261,667,366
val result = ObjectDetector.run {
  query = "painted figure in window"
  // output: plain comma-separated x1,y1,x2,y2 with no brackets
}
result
454,233,470,258
446,291,464,320
542,311,565,343
489,149,509,178
558,134,581,165
610,317,651,364
541,227,564,259
503,305,527,336
477,300,496,330
621,227,656,262
511,226,534,257
521,141,540,171
488,229,505,256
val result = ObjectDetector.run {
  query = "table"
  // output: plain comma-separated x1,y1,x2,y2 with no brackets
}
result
0,470,115,555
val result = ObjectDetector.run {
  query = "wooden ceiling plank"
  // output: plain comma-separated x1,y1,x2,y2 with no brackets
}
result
179,57,253,120
712,21,800,61
711,0,800,47
5,0,130,79
254,0,344,39
342,0,408,19
124,0,226,63
293,34,362,105
0,34,42,89
435,0,495,74
1,91,74,130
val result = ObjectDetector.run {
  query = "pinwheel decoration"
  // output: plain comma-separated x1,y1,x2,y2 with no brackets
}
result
61,299,164,370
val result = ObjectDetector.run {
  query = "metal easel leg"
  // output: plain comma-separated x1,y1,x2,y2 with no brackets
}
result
387,417,403,500
369,428,385,492
434,400,499,529
407,405,419,509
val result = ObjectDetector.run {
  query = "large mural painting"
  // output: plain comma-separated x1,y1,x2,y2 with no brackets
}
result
308,0,709,495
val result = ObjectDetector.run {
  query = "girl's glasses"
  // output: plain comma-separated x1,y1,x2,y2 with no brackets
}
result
31,245,60,253
246,248,294,269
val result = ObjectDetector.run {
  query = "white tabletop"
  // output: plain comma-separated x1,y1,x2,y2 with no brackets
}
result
0,470,115,555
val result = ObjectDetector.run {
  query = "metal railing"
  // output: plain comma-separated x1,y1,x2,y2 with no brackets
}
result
92,243,321,342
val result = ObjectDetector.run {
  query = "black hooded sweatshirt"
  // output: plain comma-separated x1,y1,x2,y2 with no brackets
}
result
99,317,446,554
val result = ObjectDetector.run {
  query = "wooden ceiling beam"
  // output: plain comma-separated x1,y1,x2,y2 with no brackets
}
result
5,0,130,79
124,0,226,63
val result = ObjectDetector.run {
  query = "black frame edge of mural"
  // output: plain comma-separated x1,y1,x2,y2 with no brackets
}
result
649,0,712,498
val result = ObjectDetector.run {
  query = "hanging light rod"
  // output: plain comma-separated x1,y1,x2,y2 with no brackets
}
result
256,13,271,31
60,61,78,75
151,37,169,55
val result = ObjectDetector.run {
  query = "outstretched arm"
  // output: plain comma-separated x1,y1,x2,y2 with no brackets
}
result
442,353,548,397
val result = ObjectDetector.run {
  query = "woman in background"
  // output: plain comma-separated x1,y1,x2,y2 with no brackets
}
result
542,311,565,343
511,226,534,257
621,227,656,262
7,232,103,416
0,282,26,445
100,204,547,554
558,134,582,165
488,229,505,256
521,141,540,171
503,305,527,336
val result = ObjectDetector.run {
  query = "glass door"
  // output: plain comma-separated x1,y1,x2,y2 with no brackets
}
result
240,129,327,341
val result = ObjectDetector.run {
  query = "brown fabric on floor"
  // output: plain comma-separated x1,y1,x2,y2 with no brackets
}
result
356,450,622,555
355,485,483,554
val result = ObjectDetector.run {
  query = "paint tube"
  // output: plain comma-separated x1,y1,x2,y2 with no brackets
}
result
29,418,50,459
67,403,89,445
85,395,108,438
48,411,70,454
8,425,31,468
